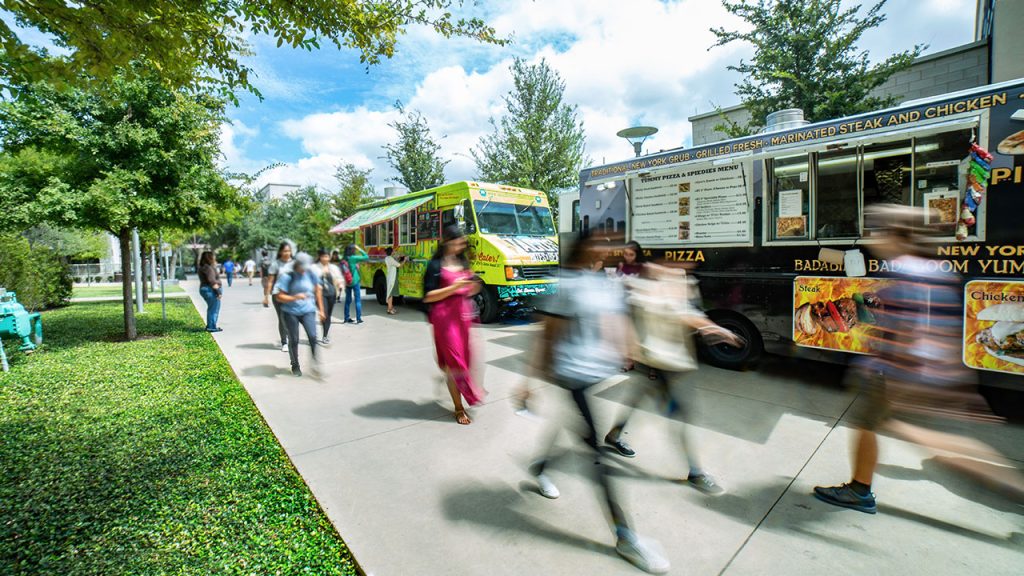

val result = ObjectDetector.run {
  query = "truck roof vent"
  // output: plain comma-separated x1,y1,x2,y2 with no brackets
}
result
765,108,809,133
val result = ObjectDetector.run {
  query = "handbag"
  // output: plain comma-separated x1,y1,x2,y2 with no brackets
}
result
626,276,698,372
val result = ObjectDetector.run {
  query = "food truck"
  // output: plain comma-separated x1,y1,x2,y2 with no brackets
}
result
331,181,559,323
573,78,1024,401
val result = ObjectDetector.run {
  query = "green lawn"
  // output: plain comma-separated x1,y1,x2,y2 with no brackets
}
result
0,301,357,575
72,284,184,299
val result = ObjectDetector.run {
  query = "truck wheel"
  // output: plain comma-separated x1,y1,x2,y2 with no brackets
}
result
700,312,763,370
475,285,500,324
373,273,387,305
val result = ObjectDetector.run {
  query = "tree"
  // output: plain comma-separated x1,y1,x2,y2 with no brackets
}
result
383,104,448,192
333,162,377,220
0,70,243,340
472,58,586,206
0,1,506,102
710,0,923,136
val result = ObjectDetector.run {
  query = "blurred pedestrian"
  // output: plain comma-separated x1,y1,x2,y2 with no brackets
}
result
197,251,223,333
603,262,744,496
385,247,405,315
342,244,369,324
264,242,294,351
312,248,343,344
259,250,272,306
423,225,485,425
274,252,325,378
223,257,236,287
528,233,669,574
813,205,1024,513
243,257,256,285
617,241,654,378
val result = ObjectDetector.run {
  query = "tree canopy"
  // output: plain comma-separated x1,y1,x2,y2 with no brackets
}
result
472,58,586,206
383,103,448,192
711,0,923,136
0,1,506,102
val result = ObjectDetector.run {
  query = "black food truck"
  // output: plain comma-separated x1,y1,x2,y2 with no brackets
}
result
574,78,1024,410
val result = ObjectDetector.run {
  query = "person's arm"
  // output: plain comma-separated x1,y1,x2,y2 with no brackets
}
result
315,284,325,320
263,263,276,303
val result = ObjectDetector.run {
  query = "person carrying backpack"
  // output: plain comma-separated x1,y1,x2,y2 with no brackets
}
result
342,244,368,324
273,252,325,378
312,248,343,344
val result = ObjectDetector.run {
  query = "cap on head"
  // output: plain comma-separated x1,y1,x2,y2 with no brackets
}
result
294,252,313,268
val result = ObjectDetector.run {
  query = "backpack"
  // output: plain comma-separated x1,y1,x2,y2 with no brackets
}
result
340,260,353,285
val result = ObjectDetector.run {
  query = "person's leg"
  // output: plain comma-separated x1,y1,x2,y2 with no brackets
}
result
321,296,335,338
569,388,631,533
226,272,233,287
604,377,653,457
387,294,393,313
209,292,221,329
299,311,318,364
273,298,288,345
852,428,878,486
200,287,215,330
344,287,353,322
354,286,363,322
283,312,301,373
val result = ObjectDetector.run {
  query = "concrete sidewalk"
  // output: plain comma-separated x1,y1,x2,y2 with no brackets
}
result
184,280,1023,576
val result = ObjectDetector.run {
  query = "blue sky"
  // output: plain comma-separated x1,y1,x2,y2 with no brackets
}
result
3,0,980,192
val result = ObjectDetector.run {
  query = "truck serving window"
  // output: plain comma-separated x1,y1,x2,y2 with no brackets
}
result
473,201,555,236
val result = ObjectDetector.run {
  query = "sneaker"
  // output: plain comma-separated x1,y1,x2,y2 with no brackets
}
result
534,472,560,499
356,319,364,324
291,367,302,377
813,483,877,514
615,531,670,574
321,336,331,345
604,434,636,458
344,319,355,324
281,343,288,352
687,473,726,496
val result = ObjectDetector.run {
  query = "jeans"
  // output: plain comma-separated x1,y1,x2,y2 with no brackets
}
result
344,285,362,322
283,310,318,370
225,271,233,286
272,298,288,344
199,286,220,330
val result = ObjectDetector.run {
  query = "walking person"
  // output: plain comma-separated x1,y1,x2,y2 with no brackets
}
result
423,226,486,425
312,249,343,344
197,251,223,333
342,244,369,324
602,262,744,496
243,257,256,286
264,242,294,351
813,205,1024,513
274,252,325,378
259,250,272,307
528,233,669,574
384,247,405,315
223,257,236,287
616,241,652,376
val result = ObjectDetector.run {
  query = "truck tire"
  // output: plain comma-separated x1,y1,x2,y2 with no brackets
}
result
373,273,387,305
475,285,500,324
700,311,763,370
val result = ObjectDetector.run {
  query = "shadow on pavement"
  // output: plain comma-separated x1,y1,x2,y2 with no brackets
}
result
236,342,282,351
441,480,618,559
877,457,1024,515
351,398,448,421
241,364,291,378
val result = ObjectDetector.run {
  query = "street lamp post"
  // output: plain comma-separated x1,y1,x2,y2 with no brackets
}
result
616,126,659,157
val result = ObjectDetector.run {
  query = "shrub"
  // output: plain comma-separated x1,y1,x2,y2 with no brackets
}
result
0,234,73,310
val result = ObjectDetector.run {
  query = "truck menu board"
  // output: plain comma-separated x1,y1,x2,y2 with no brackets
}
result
629,161,751,246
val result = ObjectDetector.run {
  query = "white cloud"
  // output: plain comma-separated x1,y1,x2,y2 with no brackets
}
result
230,0,974,195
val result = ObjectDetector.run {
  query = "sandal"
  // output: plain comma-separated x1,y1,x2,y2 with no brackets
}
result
455,409,472,425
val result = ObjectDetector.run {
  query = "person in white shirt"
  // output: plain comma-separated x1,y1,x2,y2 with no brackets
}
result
243,258,256,285
312,248,344,343
384,247,406,315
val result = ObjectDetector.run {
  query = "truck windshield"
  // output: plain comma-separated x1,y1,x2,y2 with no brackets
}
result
473,201,555,236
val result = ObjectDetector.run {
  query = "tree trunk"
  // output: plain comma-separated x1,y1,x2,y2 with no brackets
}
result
119,228,137,340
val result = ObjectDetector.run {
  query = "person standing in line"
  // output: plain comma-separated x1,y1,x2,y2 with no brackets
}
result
312,249,343,344
528,233,669,574
243,257,256,286
384,247,405,315
274,252,325,378
330,250,343,302
616,241,651,376
603,262,744,496
423,226,485,425
259,250,272,306
222,257,235,287
264,242,294,351
198,251,223,333
342,244,369,324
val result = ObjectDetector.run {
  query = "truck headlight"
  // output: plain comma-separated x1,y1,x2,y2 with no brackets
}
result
505,266,521,280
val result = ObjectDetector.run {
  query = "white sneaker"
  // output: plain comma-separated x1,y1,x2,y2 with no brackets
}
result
535,472,560,499
281,343,288,352
616,532,670,574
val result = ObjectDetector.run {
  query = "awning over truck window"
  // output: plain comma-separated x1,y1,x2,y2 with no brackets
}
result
330,195,432,233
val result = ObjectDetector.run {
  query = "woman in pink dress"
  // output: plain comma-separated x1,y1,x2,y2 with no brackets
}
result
423,226,486,425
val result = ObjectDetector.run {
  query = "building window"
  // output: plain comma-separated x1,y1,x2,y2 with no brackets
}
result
815,148,860,239
364,225,378,246
914,128,973,230
863,140,913,212
399,211,417,245
770,153,810,239
376,220,393,247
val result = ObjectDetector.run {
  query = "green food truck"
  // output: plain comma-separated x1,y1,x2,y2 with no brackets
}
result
330,181,559,322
